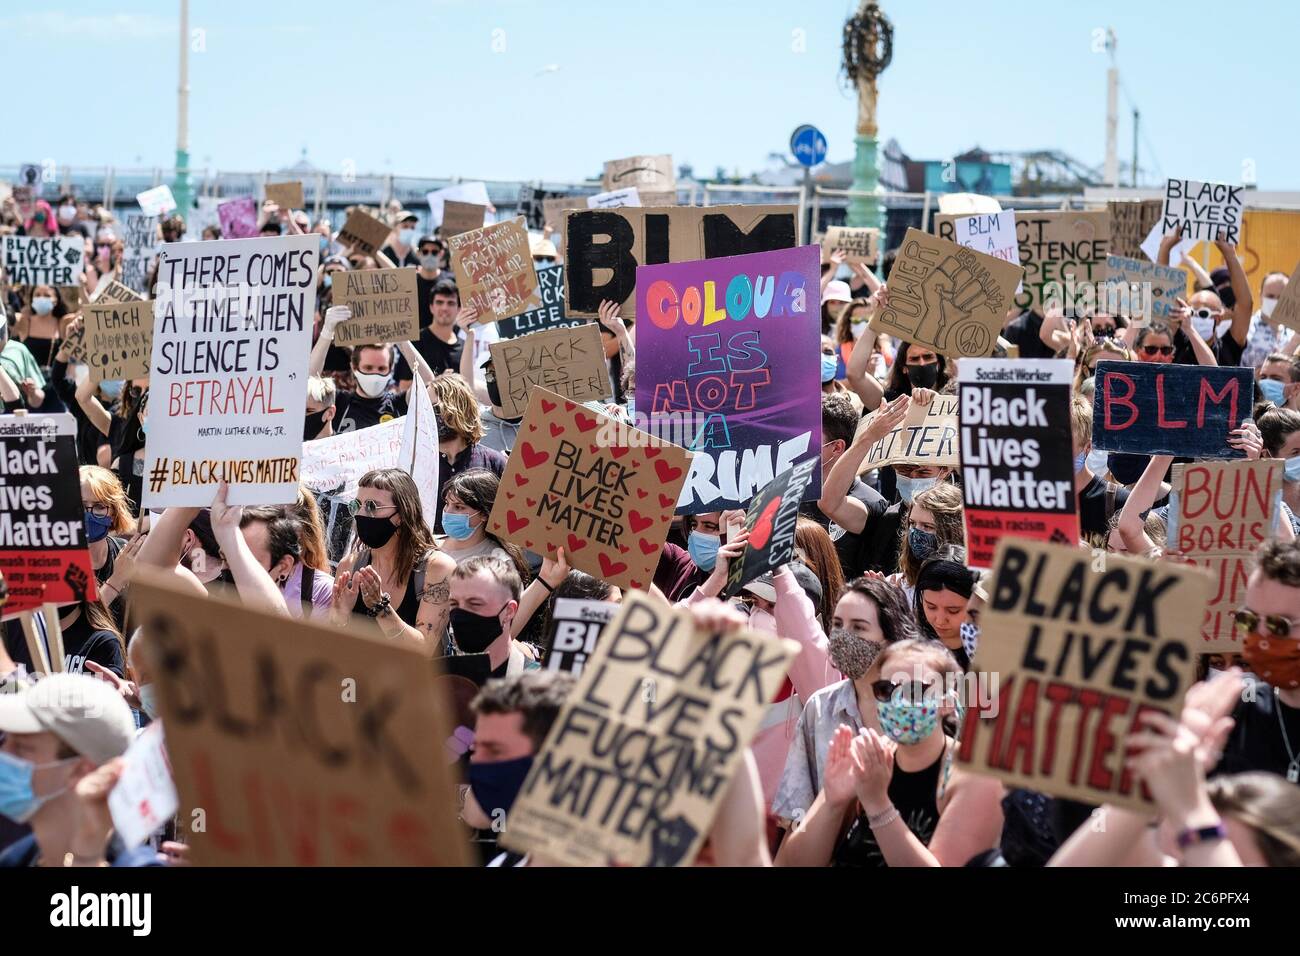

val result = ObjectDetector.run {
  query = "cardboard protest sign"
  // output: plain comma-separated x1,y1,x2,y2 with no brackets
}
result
441,200,486,238
503,591,797,866
448,217,541,323
542,196,584,233
1162,178,1244,245
337,208,392,256
518,186,565,230
1015,210,1109,314
1091,360,1253,460
82,299,153,381
563,205,797,320
107,722,177,849
635,245,822,513
426,181,491,228
854,394,959,471
1108,200,1164,259
329,268,419,345
959,359,1079,568
872,228,1023,359
400,372,441,523
1102,254,1187,322
1168,460,1282,653
120,214,158,293
957,538,1205,812
488,323,611,420
602,154,676,193
217,197,259,240
302,417,404,564
544,597,615,676
264,180,304,209
1,234,84,287
820,226,879,265
0,414,96,618
89,278,146,304
136,184,176,216
587,188,641,209
497,265,577,339
487,387,691,591
130,571,472,866
1270,261,1300,332
723,460,820,597
146,234,319,506
954,209,1020,270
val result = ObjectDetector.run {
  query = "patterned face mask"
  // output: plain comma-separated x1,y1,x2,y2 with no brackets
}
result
828,628,883,680
876,694,941,745
960,621,980,661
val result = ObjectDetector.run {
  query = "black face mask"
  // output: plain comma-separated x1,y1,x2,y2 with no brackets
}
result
907,362,940,390
353,514,399,549
437,424,458,443
450,605,507,653
484,373,524,425
304,410,329,441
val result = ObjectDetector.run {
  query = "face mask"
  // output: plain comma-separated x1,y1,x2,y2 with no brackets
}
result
1242,630,1300,690
876,694,942,745
468,755,533,819
687,531,721,572
851,321,868,340
321,274,333,291
748,608,776,634
99,379,124,400
0,750,75,823
58,204,77,224
442,511,479,541
450,604,507,654
896,474,939,504
304,409,330,440
419,254,440,270
32,297,55,316
138,684,159,720
1192,313,1218,340
140,420,149,436
319,236,330,254
398,228,417,246
820,353,838,383
828,627,883,680
959,621,980,661
1260,378,1287,406
1286,456,1300,483
908,526,938,560
907,362,939,390
353,371,391,398
1073,451,1088,475
353,513,399,549
1262,297,1279,318
84,510,113,543
1086,448,1110,475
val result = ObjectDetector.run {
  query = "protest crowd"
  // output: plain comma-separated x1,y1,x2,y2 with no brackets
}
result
3,167,1300,875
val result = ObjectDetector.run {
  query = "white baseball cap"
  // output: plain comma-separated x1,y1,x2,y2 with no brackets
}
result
822,280,852,305
0,673,134,764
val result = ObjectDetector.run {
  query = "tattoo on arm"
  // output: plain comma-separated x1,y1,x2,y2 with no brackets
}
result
420,580,450,605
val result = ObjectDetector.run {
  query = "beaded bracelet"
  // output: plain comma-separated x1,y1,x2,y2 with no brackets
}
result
867,805,900,830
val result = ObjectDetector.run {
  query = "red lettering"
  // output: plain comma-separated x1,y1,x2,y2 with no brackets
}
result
1085,693,1131,791
1040,682,1076,777
190,750,245,854
1197,376,1239,429
1102,373,1138,430
1155,374,1187,429
1000,678,1039,774
1070,689,1104,786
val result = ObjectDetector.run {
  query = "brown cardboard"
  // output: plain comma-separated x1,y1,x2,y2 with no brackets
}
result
486,387,691,591
870,227,1023,358
264,181,304,209
448,217,542,323
82,300,153,381
441,200,486,238
487,323,611,419
1108,199,1164,259
502,591,797,866
129,570,472,866
542,196,585,232
1271,260,1300,332
90,279,146,304
602,154,676,193
821,226,879,265
957,538,1207,812
854,394,959,470
337,209,393,256
330,268,420,345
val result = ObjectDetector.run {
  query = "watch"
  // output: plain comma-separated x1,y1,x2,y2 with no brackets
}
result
1175,821,1227,849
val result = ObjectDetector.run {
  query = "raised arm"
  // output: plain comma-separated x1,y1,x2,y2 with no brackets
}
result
511,548,568,639
1117,454,1172,556
455,306,492,404
1215,233,1253,345
817,395,909,533
309,305,349,378
74,370,112,435
209,483,289,616
844,320,885,411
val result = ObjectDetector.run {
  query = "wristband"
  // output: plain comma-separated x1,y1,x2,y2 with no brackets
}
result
537,578,555,594
1176,822,1227,849
365,594,392,618
867,805,900,830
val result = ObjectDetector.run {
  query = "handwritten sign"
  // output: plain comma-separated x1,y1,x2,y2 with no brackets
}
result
217,198,259,240
2,235,84,287
448,217,541,323
1270,261,1300,332
441,200,486,238
107,722,178,849
1162,179,1244,245
337,209,392,256
497,265,577,339
1108,200,1164,259
136,184,176,216
120,214,158,294
90,279,146,304
147,234,318,506
1169,460,1282,653
587,188,642,209
264,181,304,209
487,323,611,420
426,182,490,228
855,394,959,470
330,268,419,345
1091,361,1253,460
723,460,820,597
302,417,404,565
1102,255,1188,322
82,299,153,381
502,591,797,866
958,538,1204,812
820,226,879,265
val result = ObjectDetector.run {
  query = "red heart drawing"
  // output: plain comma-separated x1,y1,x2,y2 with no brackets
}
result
628,510,653,533
505,491,516,500
599,553,628,577
567,533,588,552
589,444,599,454
636,488,649,498
506,511,529,534
514,473,529,487
619,545,630,554
629,579,644,590
575,413,598,433
655,460,683,483
526,497,537,507
749,497,782,550
541,399,557,413
550,422,565,438
659,493,675,508
524,540,534,549
546,542,557,552
644,447,661,459
563,401,576,412
528,424,538,432
639,538,659,555
520,442,549,468
610,446,630,459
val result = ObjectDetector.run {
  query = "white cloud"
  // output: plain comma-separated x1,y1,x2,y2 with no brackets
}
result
0,12,175,40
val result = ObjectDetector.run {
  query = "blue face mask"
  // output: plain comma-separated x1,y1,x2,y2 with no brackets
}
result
99,380,124,400
442,511,478,541
319,236,330,254
820,353,838,383
908,526,938,560
1260,378,1286,406
1073,451,1088,475
84,510,113,543
876,694,942,745
321,274,333,290
1286,455,1300,483
0,750,74,823
140,420,149,436
896,474,939,504
468,755,533,820
687,530,721,571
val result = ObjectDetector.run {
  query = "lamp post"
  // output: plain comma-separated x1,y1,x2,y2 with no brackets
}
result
843,1,893,231
172,0,193,219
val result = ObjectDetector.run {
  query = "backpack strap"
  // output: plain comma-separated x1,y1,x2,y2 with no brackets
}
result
1103,484,1119,525
301,565,316,617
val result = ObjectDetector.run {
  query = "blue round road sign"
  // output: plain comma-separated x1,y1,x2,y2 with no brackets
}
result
790,125,828,167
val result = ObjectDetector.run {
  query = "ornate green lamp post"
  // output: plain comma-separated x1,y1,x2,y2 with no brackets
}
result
843,2,893,231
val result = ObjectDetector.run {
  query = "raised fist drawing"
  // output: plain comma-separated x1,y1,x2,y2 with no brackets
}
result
916,253,992,355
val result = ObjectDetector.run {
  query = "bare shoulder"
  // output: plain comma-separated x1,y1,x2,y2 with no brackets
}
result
425,550,457,581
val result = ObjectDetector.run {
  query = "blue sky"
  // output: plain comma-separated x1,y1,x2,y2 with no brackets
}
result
4,1,1294,187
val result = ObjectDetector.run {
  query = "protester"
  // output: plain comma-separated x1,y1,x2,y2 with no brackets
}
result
1243,272,1294,369
427,374,506,532
911,550,979,668
446,555,538,673
888,481,964,603
74,374,149,516
380,210,421,267
440,469,530,578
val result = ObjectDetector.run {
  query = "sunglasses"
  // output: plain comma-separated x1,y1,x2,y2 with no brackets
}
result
1093,326,1116,337
1192,307,1217,321
348,499,397,517
870,678,939,704
1233,608,1300,639
1140,345,1174,357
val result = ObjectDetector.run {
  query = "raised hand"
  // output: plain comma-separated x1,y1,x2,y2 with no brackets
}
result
860,394,910,445
822,724,859,808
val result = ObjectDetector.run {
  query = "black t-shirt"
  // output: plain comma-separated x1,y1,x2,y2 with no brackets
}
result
1003,311,1056,359
416,272,449,330
333,389,408,433
1077,474,1131,540
107,415,144,517
1173,327,1246,367
415,326,466,378
3,612,125,678
379,245,420,268
861,500,906,576
802,477,889,580
1215,681,1300,781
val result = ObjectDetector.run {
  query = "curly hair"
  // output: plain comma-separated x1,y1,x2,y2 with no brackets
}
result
899,481,964,586
1255,539,1300,588
432,374,486,445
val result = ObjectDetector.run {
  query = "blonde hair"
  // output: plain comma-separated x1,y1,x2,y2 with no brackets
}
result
292,486,330,571
1070,395,1092,449
900,482,964,586
79,465,135,536
1074,340,1132,392
306,374,336,407
432,374,485,445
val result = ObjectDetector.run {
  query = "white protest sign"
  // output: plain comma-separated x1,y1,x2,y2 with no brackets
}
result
107,722,178,849
1140,221,1197,266
136,184,177,216
427,182,491,228
1,234,85,287
146,234,319,506
955,209,1022,294
1161,179,1245,245
586,187,642,209
401,378,441,523
301,417,404,498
